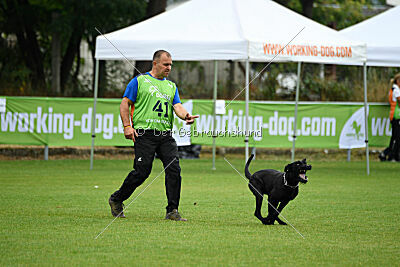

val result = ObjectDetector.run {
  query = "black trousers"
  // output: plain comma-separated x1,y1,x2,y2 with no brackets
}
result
111,130,182,212
389,119,400,161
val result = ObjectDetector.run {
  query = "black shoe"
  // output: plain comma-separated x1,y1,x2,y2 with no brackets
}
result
165,209,187,221
378,152,386,161
108,197,126,218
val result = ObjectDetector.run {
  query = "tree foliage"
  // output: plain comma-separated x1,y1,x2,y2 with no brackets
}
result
0,0,147,95
274,0,381,30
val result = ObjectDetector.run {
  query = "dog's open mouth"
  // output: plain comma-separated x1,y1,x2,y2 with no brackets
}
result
299,172,308,181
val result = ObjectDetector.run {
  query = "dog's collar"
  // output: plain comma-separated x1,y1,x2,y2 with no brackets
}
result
283,173,299,188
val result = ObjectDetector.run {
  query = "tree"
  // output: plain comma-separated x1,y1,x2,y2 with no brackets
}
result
1,0,47,91
300,0,314,18
0,0,147,95
273,0,373,28
84,0,146,96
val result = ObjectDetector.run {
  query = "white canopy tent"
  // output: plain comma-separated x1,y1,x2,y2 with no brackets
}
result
95,0,366,63
340,6,400,67
93,0,368,173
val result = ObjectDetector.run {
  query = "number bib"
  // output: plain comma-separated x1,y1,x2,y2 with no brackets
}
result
132,74,176,131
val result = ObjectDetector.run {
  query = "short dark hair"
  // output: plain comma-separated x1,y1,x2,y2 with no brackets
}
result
153,50,171,61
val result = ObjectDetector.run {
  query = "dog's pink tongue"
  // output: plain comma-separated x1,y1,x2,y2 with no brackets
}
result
300,173,306,179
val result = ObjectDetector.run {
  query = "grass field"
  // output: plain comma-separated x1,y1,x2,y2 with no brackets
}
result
0,158,399,266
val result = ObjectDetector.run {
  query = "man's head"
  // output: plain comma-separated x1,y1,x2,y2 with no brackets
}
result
151,50,172,79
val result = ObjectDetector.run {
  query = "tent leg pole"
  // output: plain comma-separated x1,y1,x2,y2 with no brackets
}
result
90,60,99,170
363,62,370,175
245,60,250,162
292,62,301,162
44,145,48,161
212,61,218,170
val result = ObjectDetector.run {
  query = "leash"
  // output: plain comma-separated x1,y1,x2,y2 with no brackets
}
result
95,157,177,239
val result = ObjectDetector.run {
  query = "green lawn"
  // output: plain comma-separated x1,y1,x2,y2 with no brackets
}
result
0,158,399,266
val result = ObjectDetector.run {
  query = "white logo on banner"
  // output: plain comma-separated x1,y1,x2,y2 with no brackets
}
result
172,100,193,146
339,107,368,149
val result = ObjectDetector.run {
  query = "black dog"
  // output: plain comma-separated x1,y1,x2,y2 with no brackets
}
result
244,154,311,225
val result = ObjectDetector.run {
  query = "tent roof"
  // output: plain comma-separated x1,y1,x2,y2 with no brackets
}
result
96,0,366,64
95,0,248,61
341,6,400,67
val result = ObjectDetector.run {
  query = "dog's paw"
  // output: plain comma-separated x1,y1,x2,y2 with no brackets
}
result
262,218,274,225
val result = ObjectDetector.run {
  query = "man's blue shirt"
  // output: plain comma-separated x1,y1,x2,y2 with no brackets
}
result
123,72,181,105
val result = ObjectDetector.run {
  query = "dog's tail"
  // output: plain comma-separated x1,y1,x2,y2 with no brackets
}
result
245,154,255,179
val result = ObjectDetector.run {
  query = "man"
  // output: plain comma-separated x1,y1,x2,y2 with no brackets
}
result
379,73,400,162
109,50,198,221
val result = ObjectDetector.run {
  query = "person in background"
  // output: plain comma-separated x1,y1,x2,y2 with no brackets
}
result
379,73,400,162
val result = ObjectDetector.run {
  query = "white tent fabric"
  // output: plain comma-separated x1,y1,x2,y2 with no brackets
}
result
95,0,366,64
236,0,366,64
340,6,400,67
95,0,248,61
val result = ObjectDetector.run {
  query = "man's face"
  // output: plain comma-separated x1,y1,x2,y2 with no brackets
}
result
153,53,172,79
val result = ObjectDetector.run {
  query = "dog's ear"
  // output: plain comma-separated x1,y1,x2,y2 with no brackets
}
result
284,164,290,172
284,162,295,172
302,158,307,163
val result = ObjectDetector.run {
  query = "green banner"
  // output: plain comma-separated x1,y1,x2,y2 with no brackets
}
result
188,100,391,148
0,96,391,148
0,97,131,146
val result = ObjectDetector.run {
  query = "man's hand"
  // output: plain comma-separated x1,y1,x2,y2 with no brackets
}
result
185,113,199,125
124,126,138,142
